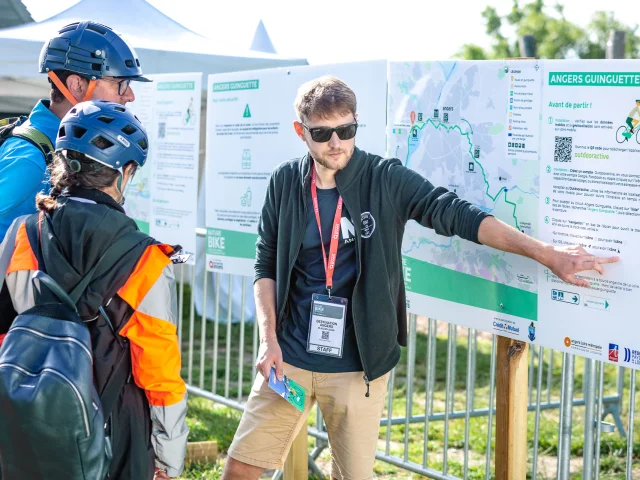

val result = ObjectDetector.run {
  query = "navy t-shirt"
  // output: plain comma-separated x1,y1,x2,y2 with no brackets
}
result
279,187,362,372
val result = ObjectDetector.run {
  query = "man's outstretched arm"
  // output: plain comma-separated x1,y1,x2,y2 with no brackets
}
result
477,216,619,288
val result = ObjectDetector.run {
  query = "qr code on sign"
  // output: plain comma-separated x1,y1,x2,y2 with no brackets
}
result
157,122,166,139
554,136,572,162
321,331,330,341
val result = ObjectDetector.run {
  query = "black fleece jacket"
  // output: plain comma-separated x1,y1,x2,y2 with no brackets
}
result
255,147,489,383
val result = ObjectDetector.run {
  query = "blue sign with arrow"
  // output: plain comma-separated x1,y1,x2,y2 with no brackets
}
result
551,289,580,305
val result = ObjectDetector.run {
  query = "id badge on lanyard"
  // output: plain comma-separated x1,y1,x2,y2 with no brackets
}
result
306,167,348,358
308,294,347,357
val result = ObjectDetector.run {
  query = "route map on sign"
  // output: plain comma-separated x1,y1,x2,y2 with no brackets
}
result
388,60,542,327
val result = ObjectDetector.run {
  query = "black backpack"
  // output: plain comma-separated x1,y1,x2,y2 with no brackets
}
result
0,116,54,165
0,214,147,479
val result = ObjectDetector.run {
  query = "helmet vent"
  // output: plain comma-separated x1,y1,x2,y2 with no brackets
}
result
72,126,87,138
97,115,114,124
138,138,148,150
114,106,126,112
136,59,140,67
87,24,107,35
58,126,66,138
125,60,135,68
121,125,137,135
90,136,114,150
59,25,76,34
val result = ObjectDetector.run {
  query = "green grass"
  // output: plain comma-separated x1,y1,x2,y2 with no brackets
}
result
186,397,241,450
180,460,224,480
176,285,640,479
177,397,237,479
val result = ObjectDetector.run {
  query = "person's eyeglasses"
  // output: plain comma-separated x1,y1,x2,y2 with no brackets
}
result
99,77,132,96
301,121,358,143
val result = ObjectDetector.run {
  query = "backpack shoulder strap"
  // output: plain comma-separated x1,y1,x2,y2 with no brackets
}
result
27,214,149,306
11,124,55,166
0,116,24,129
99,338,132,422
67,230,149,305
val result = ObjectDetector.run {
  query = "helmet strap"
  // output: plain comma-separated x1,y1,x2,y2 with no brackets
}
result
47,71,78,105
83,80,97,102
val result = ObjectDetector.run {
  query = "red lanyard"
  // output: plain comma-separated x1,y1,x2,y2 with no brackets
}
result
311,167,343,295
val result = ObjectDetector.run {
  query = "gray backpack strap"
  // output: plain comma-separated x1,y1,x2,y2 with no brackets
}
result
0,215,30,292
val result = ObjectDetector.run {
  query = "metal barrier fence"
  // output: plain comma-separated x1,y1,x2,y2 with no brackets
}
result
177,256,638,479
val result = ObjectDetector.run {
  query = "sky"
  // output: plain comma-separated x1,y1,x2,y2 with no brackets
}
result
20,0,635,65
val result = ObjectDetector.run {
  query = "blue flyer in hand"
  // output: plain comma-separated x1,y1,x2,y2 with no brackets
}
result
268,367,306,412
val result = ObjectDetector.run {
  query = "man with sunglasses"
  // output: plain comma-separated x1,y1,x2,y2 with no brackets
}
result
0,21,150,241
222,76,618,480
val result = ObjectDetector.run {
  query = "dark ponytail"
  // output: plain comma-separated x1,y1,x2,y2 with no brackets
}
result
36,151,120,213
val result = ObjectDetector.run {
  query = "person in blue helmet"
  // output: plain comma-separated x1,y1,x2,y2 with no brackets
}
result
0,21,151,241
0,101,188,479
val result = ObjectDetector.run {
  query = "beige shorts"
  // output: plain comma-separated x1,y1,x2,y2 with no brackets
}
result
228,362,390,480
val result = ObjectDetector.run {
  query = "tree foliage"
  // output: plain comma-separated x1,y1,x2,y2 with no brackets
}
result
457,0,640,59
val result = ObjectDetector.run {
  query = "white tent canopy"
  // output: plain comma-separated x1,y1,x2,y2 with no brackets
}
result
251,20,277,54
0,0,307,112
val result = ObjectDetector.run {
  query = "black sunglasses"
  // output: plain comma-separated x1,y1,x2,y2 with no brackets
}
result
302,121,358,143
99,77,132,96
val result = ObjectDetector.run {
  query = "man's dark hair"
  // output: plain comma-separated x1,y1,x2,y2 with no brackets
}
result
294,76,357,123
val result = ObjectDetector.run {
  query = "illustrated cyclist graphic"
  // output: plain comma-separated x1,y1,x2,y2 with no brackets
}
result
183,97,196,125
625,99,640,136
616,99,640,143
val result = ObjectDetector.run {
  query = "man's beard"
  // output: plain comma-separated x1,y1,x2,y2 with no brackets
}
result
312,146,354,171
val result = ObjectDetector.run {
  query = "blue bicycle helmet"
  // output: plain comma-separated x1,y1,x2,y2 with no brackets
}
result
56,100,149,171
39,21,150,82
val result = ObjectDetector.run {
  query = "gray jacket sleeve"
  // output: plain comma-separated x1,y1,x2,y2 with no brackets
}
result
384,159,490,244
146,265,188,477
254,171,278,282
151,395,190,477
120,260,189,478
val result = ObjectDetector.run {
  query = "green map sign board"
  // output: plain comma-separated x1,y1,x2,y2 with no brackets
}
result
389,59,636,366
205,59,639,369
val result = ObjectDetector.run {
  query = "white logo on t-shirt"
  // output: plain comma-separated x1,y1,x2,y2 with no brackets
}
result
340,217,356,244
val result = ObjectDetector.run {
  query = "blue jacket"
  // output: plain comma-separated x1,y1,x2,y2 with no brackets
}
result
0,100,60,241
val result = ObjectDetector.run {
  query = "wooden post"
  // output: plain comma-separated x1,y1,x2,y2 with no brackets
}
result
494,55,534,480
518,35,537,58
606,30,626,59
283,422,308,480
185,440,218,463
495,336,528,480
